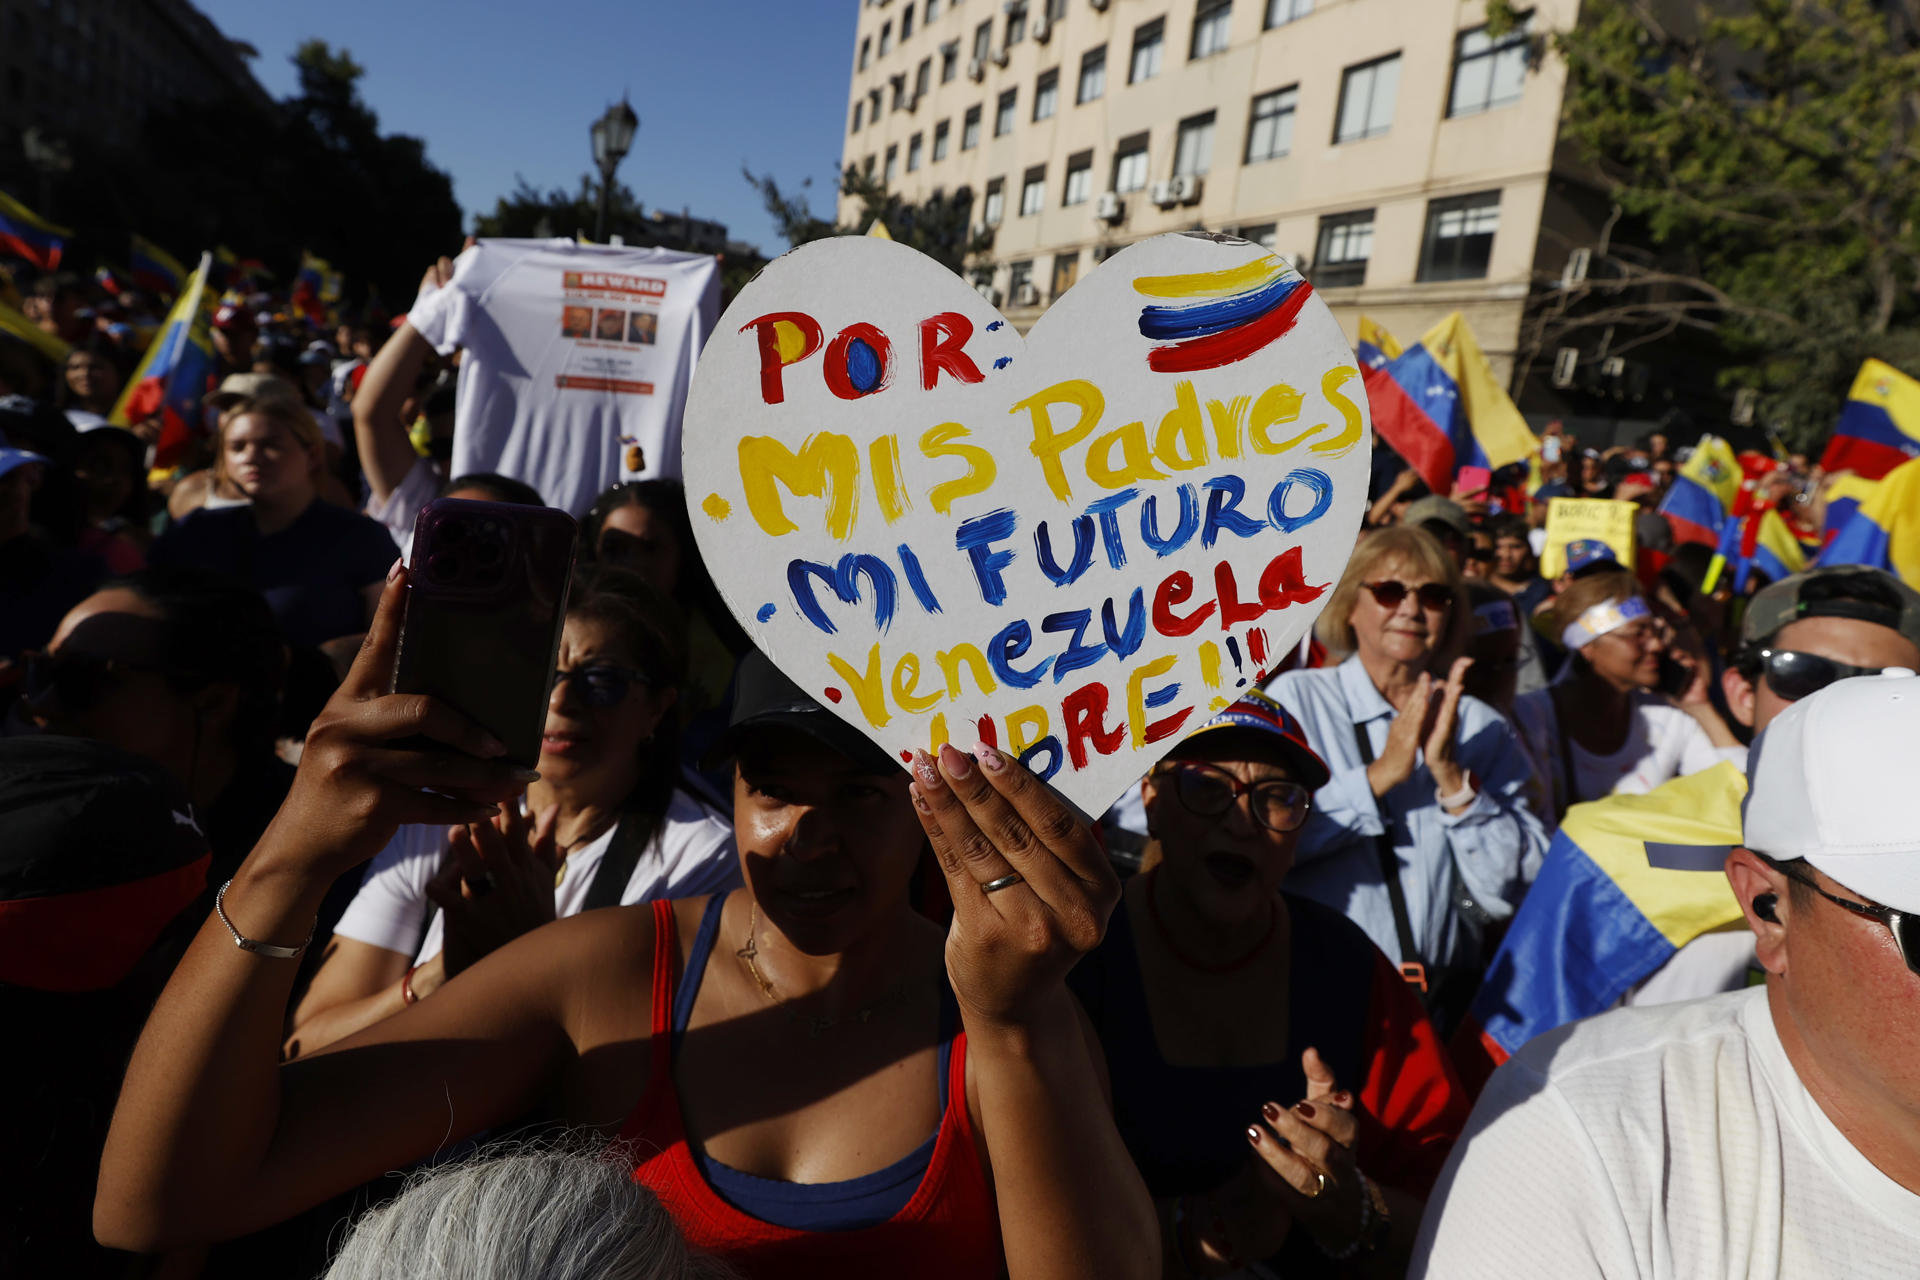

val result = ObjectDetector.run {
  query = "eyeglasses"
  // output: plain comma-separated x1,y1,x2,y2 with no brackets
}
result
1362,580,1454,612
1759,854,1920,977
22,650,175,713
551,663,652,709
1152,761,1311,833
1755,649,1900,703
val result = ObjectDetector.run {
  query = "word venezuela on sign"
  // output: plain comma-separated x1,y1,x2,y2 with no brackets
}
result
682,232,1370,814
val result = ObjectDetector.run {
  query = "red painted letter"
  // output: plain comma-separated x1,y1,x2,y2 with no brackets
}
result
1257,545,1331,610
1062,682,1126,769
742,311,823,405
1214,561,1267,630
1152,570,1216,637
920,312,986,390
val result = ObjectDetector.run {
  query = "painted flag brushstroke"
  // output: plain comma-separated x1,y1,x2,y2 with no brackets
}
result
0,189,70,271
1133,257,1315,373
1360,312,1536,494
1451,761,1748,1096
1820,359,1920,481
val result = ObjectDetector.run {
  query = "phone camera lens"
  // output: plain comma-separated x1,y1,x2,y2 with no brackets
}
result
440,520,468,545
428,553,462,583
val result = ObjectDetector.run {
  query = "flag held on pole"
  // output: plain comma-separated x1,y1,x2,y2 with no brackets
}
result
1361,311,1535,494
0,189,71,272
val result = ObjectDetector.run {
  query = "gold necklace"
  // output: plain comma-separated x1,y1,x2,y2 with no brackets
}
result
735,904,926,1039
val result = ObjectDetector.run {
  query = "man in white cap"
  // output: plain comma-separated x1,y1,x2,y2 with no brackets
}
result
1415,671,1920,1277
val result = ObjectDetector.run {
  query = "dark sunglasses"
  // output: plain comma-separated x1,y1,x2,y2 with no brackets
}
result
1759,855,1920,977
1756,649,1900,703
1153,761,1311,833
1362,580,1454,612
551,663,652,709
22,650,177,712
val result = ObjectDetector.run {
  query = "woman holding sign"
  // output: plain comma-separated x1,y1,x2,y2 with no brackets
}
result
1069,692,1468,1276
1266,527,1548,1035
1510,570,1742,823
95,568,1158,1280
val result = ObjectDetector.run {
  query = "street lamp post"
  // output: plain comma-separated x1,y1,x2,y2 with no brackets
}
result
590,97,640,243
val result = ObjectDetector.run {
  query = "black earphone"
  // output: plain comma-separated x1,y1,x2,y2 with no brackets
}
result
1753,893,1779,923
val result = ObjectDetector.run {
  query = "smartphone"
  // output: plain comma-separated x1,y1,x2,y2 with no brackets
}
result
391,498,579,767
1455,465,1493,499
1656,653,1693,699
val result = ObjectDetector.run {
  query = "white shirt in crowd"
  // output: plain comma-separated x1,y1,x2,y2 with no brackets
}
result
1414,987,1920,1278
333,788,738,965
406,238,719,516
1511,687,1743,811
364,455,444,561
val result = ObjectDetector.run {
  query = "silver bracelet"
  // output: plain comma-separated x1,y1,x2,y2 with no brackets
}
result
214,878,315,960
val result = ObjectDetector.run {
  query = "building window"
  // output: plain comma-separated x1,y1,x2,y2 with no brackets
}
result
1334,53,1400,143
885,144,900,182
974,20,993,63
1078,45,1106,103
1021,165,1047,215
908,132,925,171
927,0,941,19
1314,210,1373,287
902,2,915,38
1063,150,1093,205
1033,69,1058,120
1052,251,1080,296
852,101,864,133
984,177,1005,224
996,88,1017,135
933,118,951,160
871,88,883,120
962,104,983,148
1265,0,1312,27
1130,18,1164,83
1418,190,1501,281
880,21,893,55
1240,223,1278,250
1010,259,1035,299
1191,0,1232,59
891,74,906,110
1174,111,1216,177
1006,4,1027,45
1448,19,1531,117
859,36,872,70
1113,133,1150,192
916,57,932,97
864,154,877,176
941,42,959,82
1245,86,1297,162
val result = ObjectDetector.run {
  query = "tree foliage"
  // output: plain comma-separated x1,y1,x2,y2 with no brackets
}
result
1515,0,1920,447
745,165,992,274
472,174,649,241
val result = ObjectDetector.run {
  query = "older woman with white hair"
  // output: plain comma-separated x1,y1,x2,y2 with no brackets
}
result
1266,526,1548,1034
325,1143,735,1280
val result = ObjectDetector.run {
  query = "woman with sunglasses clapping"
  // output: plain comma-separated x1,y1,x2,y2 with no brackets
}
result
1266,526,1549,1037
1069,693,1470,1276
287,565,736,1057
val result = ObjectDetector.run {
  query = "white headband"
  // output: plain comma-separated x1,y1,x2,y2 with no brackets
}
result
1561,595,1650,650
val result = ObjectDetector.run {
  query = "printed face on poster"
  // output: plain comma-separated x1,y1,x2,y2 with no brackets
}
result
682,233,1371,815
1539,498,1637,579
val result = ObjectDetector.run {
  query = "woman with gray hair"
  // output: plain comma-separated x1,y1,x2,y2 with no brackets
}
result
327,1143,734,1280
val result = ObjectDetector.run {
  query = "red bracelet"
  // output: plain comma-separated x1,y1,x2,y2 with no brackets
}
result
402,964,421,1006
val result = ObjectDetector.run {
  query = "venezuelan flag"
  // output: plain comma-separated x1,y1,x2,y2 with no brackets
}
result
1131,255,1315,374
1657,434,1740,546
1707,507,1807,593
1819,454,1920,587
129,235,186,297
1360,312,1536,495
1822,473,1880,547
1820,359,1920,481
1452,761,1748,1094
109,252,217,469
291,251,332,325
0,189,70,271
0,296,70,364
1355,315,1401,371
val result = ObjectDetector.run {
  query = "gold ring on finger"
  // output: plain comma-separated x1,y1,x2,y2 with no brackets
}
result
1305,1171,1327,1199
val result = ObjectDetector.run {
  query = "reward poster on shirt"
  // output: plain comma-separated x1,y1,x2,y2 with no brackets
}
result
682,233,1372,815
556,269,674,473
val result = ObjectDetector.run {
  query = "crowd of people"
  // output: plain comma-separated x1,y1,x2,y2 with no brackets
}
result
3,249,1919,1280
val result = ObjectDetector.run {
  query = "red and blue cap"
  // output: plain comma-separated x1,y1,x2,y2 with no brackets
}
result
1564,538,1623,577
1185,690,1330,789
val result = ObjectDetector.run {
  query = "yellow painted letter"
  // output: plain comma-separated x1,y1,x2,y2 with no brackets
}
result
738,433,861,539
1153,380,1209,472
1087,420,1166,489
920,423,999,514
825,644,890,728
890,653,943,713
1013,379,1104,502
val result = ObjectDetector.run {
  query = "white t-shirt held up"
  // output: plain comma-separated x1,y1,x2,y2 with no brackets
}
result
1414,987,1920,1278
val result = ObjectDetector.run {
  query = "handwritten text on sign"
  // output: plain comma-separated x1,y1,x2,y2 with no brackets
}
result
681,233,1370,814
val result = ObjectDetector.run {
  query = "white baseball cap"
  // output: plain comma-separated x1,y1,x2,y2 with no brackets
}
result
1742,671,1920,911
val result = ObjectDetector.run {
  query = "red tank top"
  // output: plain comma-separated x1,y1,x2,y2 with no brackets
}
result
620,899,1003,1279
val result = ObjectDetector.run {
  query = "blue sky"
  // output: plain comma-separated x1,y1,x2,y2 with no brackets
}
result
195,0,860,256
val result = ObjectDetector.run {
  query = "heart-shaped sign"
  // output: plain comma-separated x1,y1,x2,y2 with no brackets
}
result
683,232,1369,815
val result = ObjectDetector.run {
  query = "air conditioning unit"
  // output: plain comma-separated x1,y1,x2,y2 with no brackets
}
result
974,280,1000,305
1091,0,1110,9
991,45,1010,67
1034,14,1054,41
1600,355,1626,380
1013,282,1040,306
1094,191,1124,222
968,56,986,81
1168,174,1202,204
1731,387,1757,426
1551,347,1579,388
907,90,922,111
1562,246,1591,287
1150,179,1177,208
